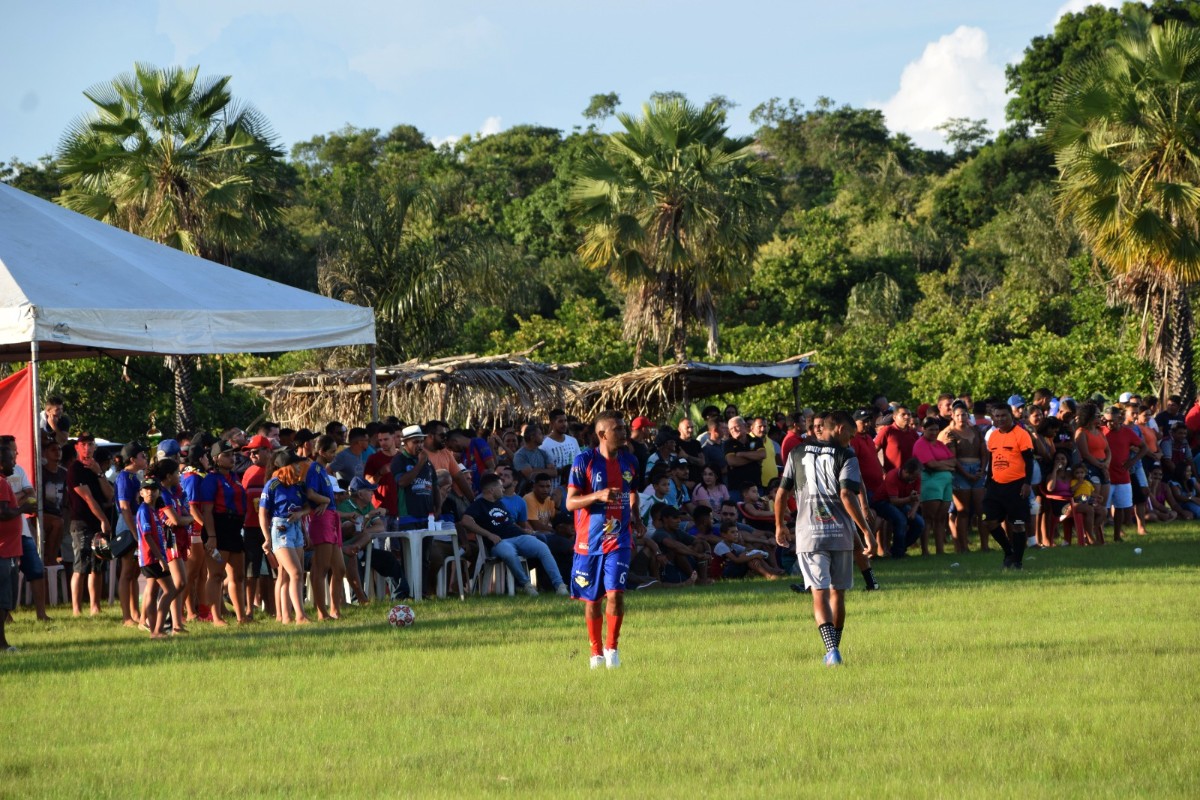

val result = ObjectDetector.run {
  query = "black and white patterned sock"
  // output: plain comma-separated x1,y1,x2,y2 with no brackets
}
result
833,626,843,649
862,568,878,590
818,622,837,653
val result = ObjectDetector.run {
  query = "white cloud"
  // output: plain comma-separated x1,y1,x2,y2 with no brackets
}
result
1051,1,1120,27
347,16,495,90
430,116,504,148
877,26,1007,151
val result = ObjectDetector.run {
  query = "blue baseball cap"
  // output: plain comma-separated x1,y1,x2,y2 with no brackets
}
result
349,476,377,493
1007,395,1026,408
156,438,181,458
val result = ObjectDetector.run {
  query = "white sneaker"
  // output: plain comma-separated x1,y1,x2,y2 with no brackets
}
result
555,583,570,596
1059,510,1071,522
523,583,539,597
603,648,620,669
589,655,604,669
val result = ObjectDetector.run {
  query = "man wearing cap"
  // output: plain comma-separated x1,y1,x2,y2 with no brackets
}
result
115,442,149,626
628,417,654,486
339,476,409,601
66,433,113,616
392,424,438,526
292,429,317,459
240,434,276,617
644,428,678,476
1008,395,1027,422
156,438,182,462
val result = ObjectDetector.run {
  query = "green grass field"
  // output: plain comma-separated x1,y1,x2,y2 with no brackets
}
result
3,526,1198,798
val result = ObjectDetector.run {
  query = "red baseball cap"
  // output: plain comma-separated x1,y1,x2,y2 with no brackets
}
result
242,434,274,450
631,416,654,430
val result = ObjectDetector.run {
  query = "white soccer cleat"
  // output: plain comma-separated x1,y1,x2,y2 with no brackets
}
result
603,648,620,669
589,655,604,669
523,583,539,597
555,583,570,596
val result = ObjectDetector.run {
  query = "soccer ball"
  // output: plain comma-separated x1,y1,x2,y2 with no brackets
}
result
387,604,415,628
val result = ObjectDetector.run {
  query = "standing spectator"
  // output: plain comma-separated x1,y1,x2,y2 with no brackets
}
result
392,424,436,523
628,417,655,484
40,441,67,567
39,395,70,447
210,442,251,623
944,405,986,552
421,421,473,501
114,442,148,626
676,417,705,485
181,444,225,625
540,410,581,495
780,412,807,463
305,436,342,620
364,424,401,522
514,424,556,492
240,435,275,619
751,417,780,489
459,428,497,494
701,417,728,479
1104,407,1148,542
0,436,48,623
259,451,311,625
324,421,348,448
1155,395,1185,433
914,418,956,555
1074,403,1113,514
774,410,875,666
644,428,678,476
329,427,370,487
0,445,26,650
67,433,112,617
875,405,919,474
724,417,765,503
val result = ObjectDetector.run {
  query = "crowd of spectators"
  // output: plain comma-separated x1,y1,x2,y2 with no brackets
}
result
3,387,1198,649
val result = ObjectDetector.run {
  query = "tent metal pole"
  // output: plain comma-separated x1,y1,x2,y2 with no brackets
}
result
369,346,379,422
30,339,44,559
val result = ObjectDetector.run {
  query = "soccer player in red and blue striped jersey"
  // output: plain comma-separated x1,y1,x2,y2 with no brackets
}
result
566,411,644,669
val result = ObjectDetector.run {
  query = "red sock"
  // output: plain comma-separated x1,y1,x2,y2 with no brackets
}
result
605,613,623,651
587,613,603,656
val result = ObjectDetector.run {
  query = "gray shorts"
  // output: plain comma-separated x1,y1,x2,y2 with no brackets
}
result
0,557,18,611
798,550,853,591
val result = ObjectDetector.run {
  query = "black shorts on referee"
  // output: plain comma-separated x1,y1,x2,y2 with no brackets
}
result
981,480,1028,528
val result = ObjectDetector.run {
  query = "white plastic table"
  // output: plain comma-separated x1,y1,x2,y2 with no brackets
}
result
363,525,465,602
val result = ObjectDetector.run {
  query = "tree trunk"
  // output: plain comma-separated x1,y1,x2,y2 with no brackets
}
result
705,305,720,359
673,284,688,363
166,355,198,434
1160,286,1195,402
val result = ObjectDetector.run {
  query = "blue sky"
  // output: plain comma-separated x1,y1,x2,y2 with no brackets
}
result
1,0,1113,161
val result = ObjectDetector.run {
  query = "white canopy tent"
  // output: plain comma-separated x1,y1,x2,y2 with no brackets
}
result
0,182,377,553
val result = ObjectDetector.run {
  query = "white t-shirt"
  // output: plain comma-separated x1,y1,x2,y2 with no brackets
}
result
539,434,580,490
8,464,33,539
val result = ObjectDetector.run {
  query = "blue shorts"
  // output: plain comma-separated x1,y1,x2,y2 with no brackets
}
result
19,535,45,581
952,462,986,491
270,518,305,550
570,549,630,601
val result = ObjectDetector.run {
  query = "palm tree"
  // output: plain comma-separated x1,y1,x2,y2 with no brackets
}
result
571,97,777,364
1048,13,1200,400
56,63,282,431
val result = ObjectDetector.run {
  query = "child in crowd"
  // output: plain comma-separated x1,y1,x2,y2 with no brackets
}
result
1069,463,1099,545
135,479,178,639
1168,462,1200,519
713,521,783,580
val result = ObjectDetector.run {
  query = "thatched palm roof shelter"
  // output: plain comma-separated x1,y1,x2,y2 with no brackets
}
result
571,357,813,420
231,348,580,429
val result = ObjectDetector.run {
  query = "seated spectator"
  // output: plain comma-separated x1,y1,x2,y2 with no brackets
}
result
459,428,497,494
1168,462,1200,519
686,504,722,548
459,473,568,597
1145,466,1179,522
645,428,678,476
639,467,674,531
667,458,694,514
337,477,388,604
513,424,557,495
1161,421,1194,479
693,465,729,512
648,503,709,585
498,465,529,527
1069,463,1100,545
737,484,775,533
521,474,573,586
879,458,925,558
712,520,783,580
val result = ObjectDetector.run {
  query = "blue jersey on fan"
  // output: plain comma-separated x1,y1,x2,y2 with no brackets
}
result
259,478,305,519
569,449,638,555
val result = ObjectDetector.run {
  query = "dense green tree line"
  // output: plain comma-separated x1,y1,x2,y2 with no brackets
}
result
3,1,1196,438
